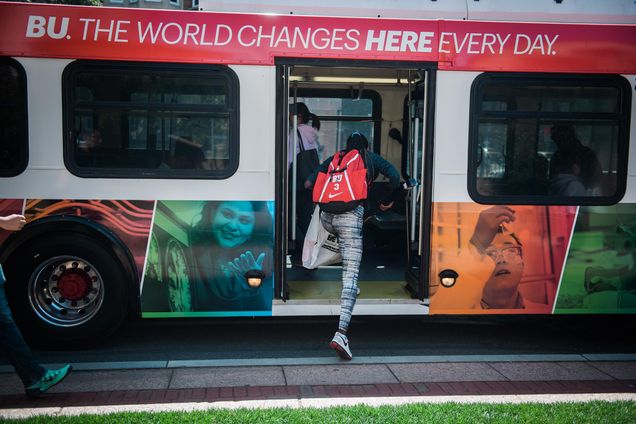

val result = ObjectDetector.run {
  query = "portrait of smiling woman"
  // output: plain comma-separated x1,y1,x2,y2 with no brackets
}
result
190,201,274,312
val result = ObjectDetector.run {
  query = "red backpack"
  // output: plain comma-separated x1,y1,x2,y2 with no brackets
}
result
313,149,369,213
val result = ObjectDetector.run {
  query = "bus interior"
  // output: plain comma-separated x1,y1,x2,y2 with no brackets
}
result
282,63,430,305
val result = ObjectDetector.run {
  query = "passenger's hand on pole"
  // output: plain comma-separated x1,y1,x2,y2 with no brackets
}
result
0,214,27,232
469,206,515,252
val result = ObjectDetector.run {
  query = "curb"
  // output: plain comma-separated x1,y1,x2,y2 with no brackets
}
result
2,393,636,419
1,379,635,413
3,353,636,373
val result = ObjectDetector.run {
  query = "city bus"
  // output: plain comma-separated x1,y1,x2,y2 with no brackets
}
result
0,0,635,344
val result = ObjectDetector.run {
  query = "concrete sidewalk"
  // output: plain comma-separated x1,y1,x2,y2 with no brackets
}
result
1,355,636,418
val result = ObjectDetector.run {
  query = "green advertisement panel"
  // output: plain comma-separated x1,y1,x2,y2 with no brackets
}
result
555,204,636,314
141,200,275,317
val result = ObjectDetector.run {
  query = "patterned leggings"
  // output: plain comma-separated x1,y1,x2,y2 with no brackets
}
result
320,205,364,333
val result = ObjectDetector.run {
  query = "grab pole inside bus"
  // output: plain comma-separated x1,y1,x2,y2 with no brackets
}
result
410,79,419,245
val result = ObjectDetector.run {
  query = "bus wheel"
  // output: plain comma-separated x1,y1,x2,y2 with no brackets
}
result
5,234,130,346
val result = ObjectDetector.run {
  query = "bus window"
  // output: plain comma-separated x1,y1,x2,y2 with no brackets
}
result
63,61,239,179
293,89,381,161
0,58,27,177
468,74,631,205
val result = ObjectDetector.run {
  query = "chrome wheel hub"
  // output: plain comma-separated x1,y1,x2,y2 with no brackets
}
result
28,256,104,327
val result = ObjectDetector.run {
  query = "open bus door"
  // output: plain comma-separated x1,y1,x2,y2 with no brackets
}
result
275,62,292,301
404,70,433,300
276,60,434,314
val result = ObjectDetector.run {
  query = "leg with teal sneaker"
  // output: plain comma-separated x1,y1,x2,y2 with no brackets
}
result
0,266,72,398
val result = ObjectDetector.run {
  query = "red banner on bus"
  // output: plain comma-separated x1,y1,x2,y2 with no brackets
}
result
1,3,635,73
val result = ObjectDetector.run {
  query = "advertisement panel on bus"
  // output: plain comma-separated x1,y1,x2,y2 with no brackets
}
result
0,3,634,73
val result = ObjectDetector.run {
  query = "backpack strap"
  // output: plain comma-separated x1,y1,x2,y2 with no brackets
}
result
344,151,360,168
334,150,347,169
364,150,374,185
296,129,305,153
334,148,362,170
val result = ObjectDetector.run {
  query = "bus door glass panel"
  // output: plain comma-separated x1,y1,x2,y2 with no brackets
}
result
288,80,300,252
293,94,376,161
277,63,291,300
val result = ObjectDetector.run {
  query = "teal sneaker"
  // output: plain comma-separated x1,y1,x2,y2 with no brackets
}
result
25,364,72,399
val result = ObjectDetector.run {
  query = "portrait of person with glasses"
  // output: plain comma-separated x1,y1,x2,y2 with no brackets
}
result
480,231,525,309
469,206,548,310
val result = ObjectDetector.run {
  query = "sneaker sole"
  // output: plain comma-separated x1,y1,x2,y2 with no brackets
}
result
329,341,352,360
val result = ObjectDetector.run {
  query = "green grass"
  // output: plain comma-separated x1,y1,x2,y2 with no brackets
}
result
2,401,635,423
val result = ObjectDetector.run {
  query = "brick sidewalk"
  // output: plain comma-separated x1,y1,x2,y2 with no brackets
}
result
2,360,636,410
1,379,635,410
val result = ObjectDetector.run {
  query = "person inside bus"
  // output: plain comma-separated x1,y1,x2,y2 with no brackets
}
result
77,128,102,152
288,102,320,265
549,124,602,194
75,129,103,166
305,132,401,360
549,149,586,196
0,214,72,398
189,201,274,312
166,136,205,170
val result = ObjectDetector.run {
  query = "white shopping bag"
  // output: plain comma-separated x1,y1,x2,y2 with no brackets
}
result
302,206,341,269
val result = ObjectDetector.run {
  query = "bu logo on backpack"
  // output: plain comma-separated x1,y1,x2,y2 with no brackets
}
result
313,149,368,213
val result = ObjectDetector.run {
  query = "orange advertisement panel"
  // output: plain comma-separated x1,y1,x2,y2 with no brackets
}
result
24,199,154,281
429,203,576,314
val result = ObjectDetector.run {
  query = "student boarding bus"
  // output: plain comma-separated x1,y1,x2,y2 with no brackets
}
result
0,0,635,344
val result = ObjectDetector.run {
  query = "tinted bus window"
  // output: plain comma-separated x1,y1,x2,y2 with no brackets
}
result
469,74,631,205
0,58,27,177
64,62,239,179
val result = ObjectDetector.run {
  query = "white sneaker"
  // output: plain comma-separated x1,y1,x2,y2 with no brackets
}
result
330,331,353,360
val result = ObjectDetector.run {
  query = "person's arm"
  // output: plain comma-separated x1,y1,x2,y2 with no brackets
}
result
0,214,26,232
370,153,401,210
304,155,333,189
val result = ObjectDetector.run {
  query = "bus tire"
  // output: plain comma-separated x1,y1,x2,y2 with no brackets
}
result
4,233,130,347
